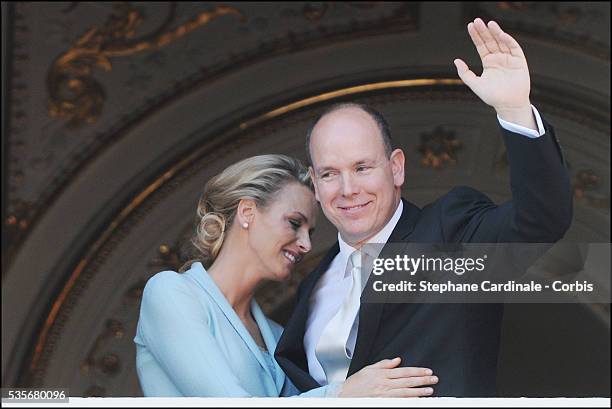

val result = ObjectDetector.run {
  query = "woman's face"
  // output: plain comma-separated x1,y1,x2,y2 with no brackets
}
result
248,183,317,281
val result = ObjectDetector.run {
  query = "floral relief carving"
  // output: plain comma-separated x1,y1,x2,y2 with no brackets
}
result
418,126,463,170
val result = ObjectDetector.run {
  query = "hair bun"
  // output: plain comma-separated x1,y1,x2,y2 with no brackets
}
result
194,212,226,263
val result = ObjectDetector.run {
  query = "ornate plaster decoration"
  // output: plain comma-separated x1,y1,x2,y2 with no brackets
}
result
418,126,463,169
47,3,243,127
573,169,609,208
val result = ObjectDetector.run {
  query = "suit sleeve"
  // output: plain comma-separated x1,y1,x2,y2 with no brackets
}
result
138,272,252,397
440,119,573,243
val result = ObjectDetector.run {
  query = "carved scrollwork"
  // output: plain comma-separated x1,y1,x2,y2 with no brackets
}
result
47,3,244,127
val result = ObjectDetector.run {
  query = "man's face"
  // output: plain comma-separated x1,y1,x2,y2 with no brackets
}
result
309,107,405,247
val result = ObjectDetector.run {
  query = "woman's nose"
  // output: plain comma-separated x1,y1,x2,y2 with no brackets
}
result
297,231,312,253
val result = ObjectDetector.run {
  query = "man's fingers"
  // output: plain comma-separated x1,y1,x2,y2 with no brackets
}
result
454,59,478,88
387,366,433,379
499,30,525,58
386,387,434,398
389,375,439,389
487,20,511,53
370,357,401,369
474,17,500,54
467,22,489,59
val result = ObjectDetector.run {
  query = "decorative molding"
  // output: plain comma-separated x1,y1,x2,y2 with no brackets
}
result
80,319,124,377
301,2,382,22
47,3,243,127
148,243,185,273
573,169,610,209
75,243,186,396
3,2,33,273
5,2,422,273
7,2,610,280
418,126,463,169
465,2,610,60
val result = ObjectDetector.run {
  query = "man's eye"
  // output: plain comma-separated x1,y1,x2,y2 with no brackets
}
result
289,220,301,229
320,172,332,179
357,166,369,172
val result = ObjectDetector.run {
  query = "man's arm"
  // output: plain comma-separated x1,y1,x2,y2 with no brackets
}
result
439,128,572,244
439,18,573,243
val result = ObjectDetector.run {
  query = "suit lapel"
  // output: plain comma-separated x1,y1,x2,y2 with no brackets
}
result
275,243,339,391
348,199,421,376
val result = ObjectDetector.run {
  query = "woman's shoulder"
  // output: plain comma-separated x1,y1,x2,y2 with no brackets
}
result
142,264,204,302
144,270,186,292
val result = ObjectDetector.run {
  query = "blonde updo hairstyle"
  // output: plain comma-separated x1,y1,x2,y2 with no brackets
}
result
181,154,312,271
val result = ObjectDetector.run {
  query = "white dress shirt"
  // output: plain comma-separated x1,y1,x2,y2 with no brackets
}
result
304,107,545,385
305,201,404,384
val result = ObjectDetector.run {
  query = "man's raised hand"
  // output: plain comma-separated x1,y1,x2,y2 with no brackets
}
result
454,18,536,129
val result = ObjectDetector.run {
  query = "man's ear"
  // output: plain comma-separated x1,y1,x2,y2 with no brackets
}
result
309,166,320,202
389,148,405,188
236,198,257,226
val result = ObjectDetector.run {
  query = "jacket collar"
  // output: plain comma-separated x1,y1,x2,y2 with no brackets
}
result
186,262,285,395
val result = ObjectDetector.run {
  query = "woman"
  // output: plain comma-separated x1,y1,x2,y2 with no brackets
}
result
134,154,438,397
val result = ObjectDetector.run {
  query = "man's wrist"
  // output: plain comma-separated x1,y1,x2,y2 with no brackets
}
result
495,104,537,131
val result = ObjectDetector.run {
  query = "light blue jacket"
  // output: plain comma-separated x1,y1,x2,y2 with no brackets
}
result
134,262,337,397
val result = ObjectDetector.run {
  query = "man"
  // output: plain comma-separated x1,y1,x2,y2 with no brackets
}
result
275,18,572,397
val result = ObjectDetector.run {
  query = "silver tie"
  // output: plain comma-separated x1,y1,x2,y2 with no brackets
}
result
315,250,363,383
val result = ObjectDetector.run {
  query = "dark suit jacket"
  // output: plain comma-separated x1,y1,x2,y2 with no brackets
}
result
275,120,573,397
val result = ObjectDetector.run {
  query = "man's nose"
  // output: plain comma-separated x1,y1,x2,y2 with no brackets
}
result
340,173,359,197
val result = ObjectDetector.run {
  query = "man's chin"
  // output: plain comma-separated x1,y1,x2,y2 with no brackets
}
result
339,229,373,246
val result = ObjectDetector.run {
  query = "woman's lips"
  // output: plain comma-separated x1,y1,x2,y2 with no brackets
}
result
282,249,301,264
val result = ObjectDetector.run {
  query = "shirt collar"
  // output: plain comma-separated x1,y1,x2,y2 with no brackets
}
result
337,200,404,271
